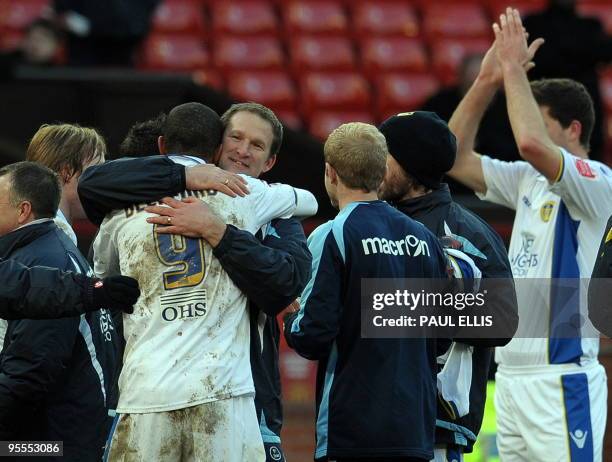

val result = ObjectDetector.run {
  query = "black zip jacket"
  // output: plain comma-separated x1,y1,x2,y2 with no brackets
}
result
0,221,120,461
0,258,100,320
588,214,612,337
394,184,518,453
78,156,312,441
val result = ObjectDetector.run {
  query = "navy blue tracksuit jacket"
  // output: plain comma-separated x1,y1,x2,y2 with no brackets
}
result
285,201,450,461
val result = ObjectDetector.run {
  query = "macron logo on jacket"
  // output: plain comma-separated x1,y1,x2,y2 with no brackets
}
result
361,234,431,257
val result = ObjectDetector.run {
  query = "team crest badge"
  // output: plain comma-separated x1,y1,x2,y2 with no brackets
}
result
540,201,555,222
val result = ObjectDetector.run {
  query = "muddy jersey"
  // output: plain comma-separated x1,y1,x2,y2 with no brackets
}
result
478,148,612,367
94,155,316,413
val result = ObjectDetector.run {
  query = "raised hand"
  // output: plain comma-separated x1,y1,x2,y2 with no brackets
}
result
493,8,544,70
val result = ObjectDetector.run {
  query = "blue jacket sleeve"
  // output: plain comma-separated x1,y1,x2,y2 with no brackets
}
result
78,156,186,226
0,258,96,320
213,218,312,316
284,224,344,360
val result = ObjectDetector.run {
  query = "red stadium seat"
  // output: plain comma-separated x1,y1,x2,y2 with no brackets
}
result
309,110,375,140
289,36,355,73
430,38,490,86
578,2,612,35
151,0,206,35
227,71,297,110
300,72,371,117
139,35,208,71
213,36,285,73
422,3,490,39
283,1,348,36
487,0,547,19
211,1,278,36
0,0,50,31
352,2,419,38
361,37,428,78
374,73,440,120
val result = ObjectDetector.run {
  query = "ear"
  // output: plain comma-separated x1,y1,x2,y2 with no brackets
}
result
261,154,277,174
325,162,338,184
158,136,166,155
17,201,32,225
59,165,73,184
568,120,582,145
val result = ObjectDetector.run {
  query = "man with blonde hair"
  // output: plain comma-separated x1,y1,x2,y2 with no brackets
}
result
284,123,451,462
26,123,106,243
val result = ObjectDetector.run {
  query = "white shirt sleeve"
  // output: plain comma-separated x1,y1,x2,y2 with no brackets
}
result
93,215,121,278
476,156,533,210
549,148,612,220
245,176,318,228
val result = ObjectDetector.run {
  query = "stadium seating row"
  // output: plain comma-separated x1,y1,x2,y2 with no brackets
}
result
1,0,610,38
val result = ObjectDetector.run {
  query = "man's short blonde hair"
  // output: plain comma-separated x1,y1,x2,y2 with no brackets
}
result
324,122,388,192
26,123,106,181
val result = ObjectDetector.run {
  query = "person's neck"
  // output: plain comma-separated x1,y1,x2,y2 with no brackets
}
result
399,186,433,202
564,142,588,159
338,190,378,210
58,197,71,224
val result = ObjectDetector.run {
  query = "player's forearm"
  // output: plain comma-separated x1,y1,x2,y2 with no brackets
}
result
502,62,560,180
503,63,548,153
447,77,496,187
294,188,318,218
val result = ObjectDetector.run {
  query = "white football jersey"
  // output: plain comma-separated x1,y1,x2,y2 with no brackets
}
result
94,155,317,413
478,148,612,368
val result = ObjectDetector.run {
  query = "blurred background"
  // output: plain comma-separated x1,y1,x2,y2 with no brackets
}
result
0,0,611,460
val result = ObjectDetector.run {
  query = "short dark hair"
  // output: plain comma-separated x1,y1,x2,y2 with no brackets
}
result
0,161,61,218
531,78,595,150
119,113,167,158
162,103,222,160
220,102,283,157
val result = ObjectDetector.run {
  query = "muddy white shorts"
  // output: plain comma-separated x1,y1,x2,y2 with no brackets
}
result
105,395,265,462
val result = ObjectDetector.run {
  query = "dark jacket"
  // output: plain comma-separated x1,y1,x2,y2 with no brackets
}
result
0,221,120,461
284,201,450,461
394,184,518,452
0,258,99,320
588,215,612,337
78,155,312,441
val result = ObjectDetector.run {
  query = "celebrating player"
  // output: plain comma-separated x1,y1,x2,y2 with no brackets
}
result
94,103,316,461
448,8,612,461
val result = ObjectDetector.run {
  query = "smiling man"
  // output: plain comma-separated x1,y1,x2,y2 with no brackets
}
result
78,102,314,462
218,103,282,177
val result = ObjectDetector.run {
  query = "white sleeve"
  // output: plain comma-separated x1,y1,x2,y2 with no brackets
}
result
245,176,318,228
549,148,612,220
476,156,532,210
93,215,121,278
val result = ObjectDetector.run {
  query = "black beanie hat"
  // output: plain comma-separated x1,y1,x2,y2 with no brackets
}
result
378,111,457,189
